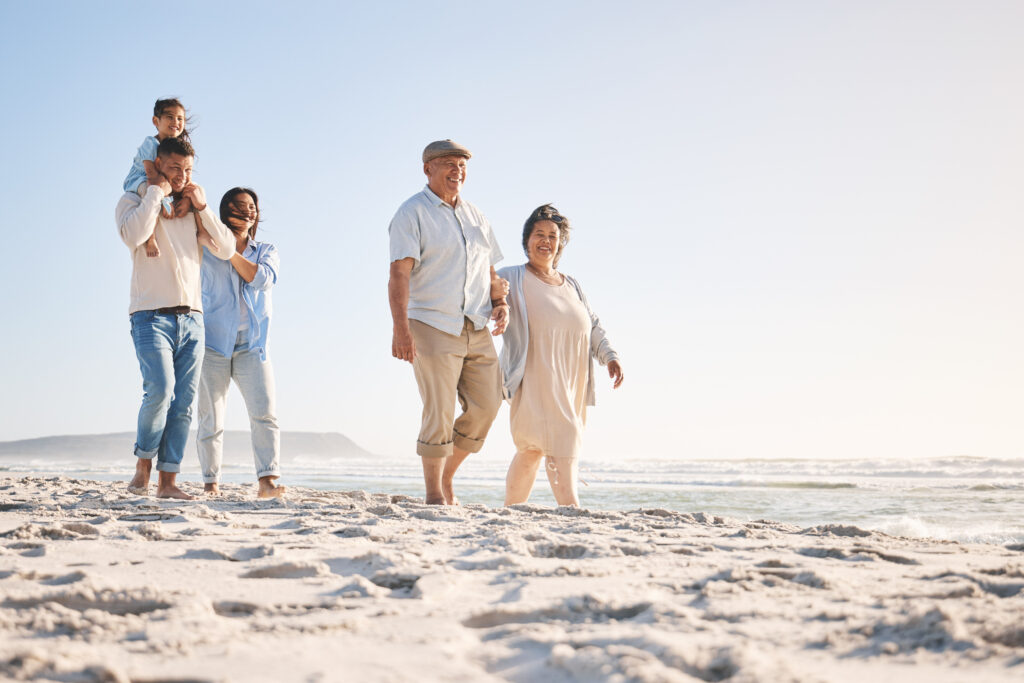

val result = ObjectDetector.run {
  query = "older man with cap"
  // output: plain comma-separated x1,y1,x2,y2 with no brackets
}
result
388,139,509,505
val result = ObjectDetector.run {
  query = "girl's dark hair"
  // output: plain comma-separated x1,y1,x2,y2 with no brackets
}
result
220,187,261,240
522,204,571,267
154,97,193,144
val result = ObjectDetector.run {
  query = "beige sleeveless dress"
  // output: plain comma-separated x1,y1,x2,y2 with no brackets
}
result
510,270,592,460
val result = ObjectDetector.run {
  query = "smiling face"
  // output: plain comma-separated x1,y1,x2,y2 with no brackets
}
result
424,155,468,202
153,105,186,141
225,191,257,237
153,152,193,193
526,220,561,269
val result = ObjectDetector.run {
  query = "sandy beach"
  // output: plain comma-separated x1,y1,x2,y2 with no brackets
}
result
1,474,1022,682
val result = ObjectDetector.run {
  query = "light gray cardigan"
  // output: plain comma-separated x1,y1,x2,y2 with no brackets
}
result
497,264,619,406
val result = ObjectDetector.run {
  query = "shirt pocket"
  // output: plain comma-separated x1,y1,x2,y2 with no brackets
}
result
461,222,490,263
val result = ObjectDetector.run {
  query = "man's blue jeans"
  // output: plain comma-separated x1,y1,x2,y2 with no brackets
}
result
130,311,205,473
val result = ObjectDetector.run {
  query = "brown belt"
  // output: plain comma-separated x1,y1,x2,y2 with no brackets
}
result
155,306,195,315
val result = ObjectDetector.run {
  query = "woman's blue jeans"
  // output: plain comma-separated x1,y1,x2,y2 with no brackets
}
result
130,311,205,473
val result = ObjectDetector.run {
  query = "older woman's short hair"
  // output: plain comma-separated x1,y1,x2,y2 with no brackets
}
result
522,204,571,267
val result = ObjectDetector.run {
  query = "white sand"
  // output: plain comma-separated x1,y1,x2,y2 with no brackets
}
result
1,474,1022,682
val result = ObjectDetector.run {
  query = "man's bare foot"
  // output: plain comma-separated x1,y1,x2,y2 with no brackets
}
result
257,476,286,499
441,479,461,506
204,482,221,495
128,459,152,494
424,495,446,505
155,472,194,500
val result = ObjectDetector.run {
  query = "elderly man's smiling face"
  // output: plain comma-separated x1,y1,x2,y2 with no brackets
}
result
424,155,468,202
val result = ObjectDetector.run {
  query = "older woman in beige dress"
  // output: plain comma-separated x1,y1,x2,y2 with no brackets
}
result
498,204,623,506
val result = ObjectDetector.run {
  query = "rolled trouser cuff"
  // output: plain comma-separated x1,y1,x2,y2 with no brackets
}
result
155,461,181,473
416,440,453,459
134,445,158,460
453,430,485,454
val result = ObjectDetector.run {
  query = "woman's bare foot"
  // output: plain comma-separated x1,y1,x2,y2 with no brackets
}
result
257,476,286,499
204,483,221,495
156,472,194,500
127,459,152,495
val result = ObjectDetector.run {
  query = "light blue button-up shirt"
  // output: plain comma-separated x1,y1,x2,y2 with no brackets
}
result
389,186,503,336
201,239,279,361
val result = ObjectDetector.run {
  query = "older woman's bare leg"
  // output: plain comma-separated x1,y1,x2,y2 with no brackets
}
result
546,458,580,507
505,449,544,504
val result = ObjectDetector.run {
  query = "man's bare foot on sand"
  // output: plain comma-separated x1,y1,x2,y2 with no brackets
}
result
127,459,152,495
204,483,221,496
156,472,194,500
441,478,461,506
257,476,286,499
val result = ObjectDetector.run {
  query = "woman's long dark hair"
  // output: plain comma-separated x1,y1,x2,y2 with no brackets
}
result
219,187,260,240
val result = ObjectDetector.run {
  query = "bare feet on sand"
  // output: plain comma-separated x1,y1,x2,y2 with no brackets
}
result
156,472,194,500
204,483,221,496
127,459,151,495
258,476,286,499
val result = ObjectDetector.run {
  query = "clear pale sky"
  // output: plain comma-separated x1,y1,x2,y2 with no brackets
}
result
1,1,1021,461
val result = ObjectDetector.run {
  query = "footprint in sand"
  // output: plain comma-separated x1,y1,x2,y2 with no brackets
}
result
240,561,330,579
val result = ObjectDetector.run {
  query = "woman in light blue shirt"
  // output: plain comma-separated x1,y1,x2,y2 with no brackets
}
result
196,188,284,498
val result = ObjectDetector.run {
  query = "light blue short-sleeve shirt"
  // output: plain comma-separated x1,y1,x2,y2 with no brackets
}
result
123,136,160,194
389,185,503,336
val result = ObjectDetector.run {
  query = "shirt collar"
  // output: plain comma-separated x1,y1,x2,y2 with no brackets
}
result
422,184,460,209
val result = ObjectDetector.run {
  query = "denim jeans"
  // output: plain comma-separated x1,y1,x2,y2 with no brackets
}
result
196,330,281,483
130,311,205,473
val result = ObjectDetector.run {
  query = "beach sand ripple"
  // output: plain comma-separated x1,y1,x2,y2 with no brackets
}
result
1,475,1023,681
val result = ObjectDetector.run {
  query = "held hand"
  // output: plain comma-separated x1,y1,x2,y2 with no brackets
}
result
608,360,624,389
490,275,510,301
173,195,194,218
150,175,172,197
181,183,208,212
392,327,416,363
491,304,509,335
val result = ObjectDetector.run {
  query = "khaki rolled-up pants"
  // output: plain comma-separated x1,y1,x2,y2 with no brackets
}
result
409,318,502,459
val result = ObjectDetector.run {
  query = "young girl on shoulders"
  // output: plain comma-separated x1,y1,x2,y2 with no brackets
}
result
122,97,194,257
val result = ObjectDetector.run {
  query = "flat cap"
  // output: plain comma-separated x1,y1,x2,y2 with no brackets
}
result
422,139,472,163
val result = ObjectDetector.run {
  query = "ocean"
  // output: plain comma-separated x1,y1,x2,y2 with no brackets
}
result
3,452,1022,545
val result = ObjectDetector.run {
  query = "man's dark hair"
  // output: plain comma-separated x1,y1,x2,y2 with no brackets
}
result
156,136,195,159
154,97,193,144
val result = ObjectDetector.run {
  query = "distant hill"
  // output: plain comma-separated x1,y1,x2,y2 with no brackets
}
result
0,432,374,462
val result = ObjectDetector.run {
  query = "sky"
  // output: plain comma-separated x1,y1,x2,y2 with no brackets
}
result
0,0,1021,462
